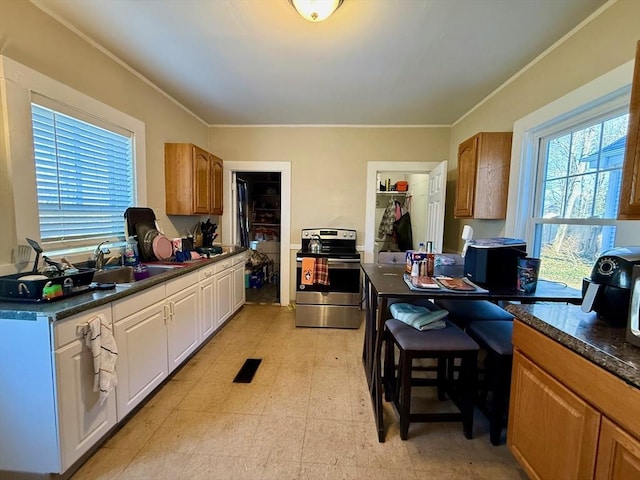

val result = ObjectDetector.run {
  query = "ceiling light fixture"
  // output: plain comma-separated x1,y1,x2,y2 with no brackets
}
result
289,0,344,22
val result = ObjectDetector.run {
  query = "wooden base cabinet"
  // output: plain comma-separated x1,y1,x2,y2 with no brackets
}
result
596,418,640,480
508,351,600,479
508,320,640,480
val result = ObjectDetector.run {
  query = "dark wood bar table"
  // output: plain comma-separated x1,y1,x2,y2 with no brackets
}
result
360,262,582,442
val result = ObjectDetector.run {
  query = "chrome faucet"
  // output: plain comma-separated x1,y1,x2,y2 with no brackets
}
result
94,241,111,270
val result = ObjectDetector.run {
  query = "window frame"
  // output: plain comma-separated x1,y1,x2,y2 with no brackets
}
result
529,104,629,258
506,60,636,252
0,55,146,260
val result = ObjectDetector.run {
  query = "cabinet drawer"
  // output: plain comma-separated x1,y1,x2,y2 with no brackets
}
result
53,306,112,350
166,271,199,296
199,266,215,282
232,253,247,266
213,259,233,274
112,284,165,321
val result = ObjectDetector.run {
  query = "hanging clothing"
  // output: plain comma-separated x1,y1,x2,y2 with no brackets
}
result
378,198,397,239
393,211,413,251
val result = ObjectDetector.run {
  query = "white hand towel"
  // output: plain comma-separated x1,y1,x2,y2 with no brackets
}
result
84,314,118,404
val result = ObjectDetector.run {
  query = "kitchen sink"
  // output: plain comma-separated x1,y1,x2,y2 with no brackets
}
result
92,264,184,285
92,266,135,284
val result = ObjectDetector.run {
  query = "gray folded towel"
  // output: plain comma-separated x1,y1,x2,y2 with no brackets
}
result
389,303,448,331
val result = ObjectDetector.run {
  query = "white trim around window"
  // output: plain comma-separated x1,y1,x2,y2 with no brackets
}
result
506,59,636,247
0,55,146,259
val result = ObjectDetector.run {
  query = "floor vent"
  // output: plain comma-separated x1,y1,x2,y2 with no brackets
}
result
233,358,262,383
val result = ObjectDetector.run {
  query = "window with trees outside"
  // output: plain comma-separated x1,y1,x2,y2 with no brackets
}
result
532,108,628,289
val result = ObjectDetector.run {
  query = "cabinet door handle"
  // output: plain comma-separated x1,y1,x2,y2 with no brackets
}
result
163,304,170,323
169,301,175,318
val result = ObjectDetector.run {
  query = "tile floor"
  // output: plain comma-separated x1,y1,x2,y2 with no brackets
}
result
70,304,527,480
245,283,279,305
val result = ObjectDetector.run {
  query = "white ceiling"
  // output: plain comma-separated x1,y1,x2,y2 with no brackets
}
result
32,0,609,126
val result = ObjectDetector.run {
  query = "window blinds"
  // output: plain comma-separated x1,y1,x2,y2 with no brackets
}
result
31,103,134,248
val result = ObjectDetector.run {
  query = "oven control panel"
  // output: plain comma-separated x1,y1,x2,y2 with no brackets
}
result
301,228,356,240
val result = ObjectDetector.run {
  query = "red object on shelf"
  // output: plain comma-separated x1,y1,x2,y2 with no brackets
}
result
395,181,408,192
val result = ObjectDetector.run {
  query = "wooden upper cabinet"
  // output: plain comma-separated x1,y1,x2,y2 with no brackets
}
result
454,132,513,219
193,146,211,214
210,154,223,215
165,143,223,216
619,41,640,220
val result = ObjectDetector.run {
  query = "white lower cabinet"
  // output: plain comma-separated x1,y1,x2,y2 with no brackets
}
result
166,271,200,372
199,265,216,340
0,251,247,477
113,285,168,420
200,255,246,337
233,260,246,312
55,306,118,472
113,272,199,418
215,268,233,327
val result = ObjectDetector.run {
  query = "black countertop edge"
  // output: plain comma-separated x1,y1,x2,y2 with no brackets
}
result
0,247,248,322
505,303,640,390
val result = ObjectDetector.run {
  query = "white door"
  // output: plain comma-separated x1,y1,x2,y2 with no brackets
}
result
426,161,447,253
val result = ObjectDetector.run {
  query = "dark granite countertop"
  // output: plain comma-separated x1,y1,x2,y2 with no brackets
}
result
0,246,247,322
505,303,640,390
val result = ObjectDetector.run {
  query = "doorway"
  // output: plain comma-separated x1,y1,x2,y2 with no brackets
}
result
364,161,447,263
222,161,291,307
236,172,281,304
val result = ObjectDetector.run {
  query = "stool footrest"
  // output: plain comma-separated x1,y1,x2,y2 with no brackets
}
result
410,413,464,423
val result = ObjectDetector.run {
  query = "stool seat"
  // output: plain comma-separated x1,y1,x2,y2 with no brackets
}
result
466,320,514,445
434,299,514,329
384,318,479,440
386,318,480,352
467,320,513,356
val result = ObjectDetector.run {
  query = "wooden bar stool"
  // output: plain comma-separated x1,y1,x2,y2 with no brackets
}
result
383,318,479,440
466,320,514,445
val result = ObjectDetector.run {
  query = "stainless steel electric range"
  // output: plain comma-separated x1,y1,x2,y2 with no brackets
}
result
295,228,362,328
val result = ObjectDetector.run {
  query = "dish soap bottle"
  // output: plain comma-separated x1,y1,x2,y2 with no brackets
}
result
124,236,139,266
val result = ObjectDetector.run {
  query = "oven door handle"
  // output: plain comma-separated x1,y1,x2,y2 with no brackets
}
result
296,257,361,264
